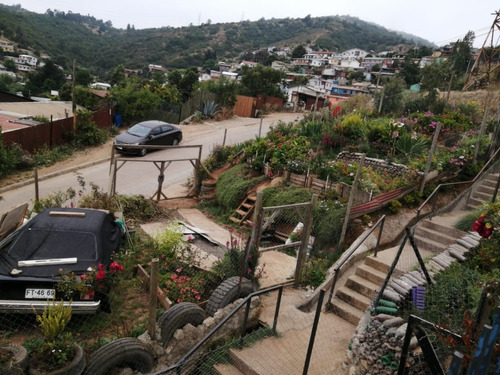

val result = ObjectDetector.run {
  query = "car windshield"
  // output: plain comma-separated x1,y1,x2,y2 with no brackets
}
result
127,124,151,137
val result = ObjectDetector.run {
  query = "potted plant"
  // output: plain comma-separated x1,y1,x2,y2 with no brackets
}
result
0,343,28,374
28,301,86,375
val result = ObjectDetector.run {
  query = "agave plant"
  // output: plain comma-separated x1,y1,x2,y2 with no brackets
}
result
200,101,220,119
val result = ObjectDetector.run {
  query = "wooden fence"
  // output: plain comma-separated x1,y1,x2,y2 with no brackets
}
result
2,107,114,153
234,95,285,118
287,172,371,205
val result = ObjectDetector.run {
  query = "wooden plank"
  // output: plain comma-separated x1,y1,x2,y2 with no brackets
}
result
0,203,28,241
49,211,86,217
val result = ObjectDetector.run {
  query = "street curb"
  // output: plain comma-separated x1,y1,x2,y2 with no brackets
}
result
0,158,111,194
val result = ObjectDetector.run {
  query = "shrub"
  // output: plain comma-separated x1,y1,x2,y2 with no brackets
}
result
216,164,266,212
388,200,402,214
74,109,107,147
313,200,345,247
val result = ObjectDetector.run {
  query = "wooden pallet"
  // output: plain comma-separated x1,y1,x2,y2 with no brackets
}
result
229,195,257,225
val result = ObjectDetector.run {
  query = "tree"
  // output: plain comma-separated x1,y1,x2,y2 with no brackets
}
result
292,45,307,59
168,68,199,102
109,64,126,87
376,77,405,115
0,74,15,93
3,58,17,72
75,68,92,86
23,60,66,96
420,61,451,92
109,77,162,122
449,31,474,76
400,56,420,86
200,76,238,107
239,64,284,98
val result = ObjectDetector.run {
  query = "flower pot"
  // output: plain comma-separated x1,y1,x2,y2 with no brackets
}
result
29,344,85,375
0,344,29,375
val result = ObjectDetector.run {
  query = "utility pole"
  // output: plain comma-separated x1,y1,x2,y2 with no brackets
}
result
340,154,365,245
72,60,76,133
419,122,442,193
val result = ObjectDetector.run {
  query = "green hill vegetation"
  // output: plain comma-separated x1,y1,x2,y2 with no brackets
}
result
0,4,431,78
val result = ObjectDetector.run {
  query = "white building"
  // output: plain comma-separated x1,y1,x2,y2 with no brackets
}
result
341,48,369,60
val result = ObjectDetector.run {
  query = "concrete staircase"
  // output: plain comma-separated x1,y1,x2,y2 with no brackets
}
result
467,173,499,209
209,172,499,374
327,174,500,326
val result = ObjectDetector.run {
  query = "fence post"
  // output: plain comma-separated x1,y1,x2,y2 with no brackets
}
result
148,258,159,339
340,154,365,245
419,122,442,193
258,118,263,138
295,194,317,285
34,168,39,203
222,128,227,147
303,288,325,375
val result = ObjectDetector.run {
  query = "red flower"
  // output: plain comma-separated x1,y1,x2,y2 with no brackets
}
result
473,216,493,238
110,262,124,272
95,269,106,281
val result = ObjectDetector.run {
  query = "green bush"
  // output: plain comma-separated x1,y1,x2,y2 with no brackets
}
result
216,164,266,212
388,200,402,214
312,200,345,247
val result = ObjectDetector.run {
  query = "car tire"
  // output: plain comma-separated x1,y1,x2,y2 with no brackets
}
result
172,138,180,146
82,338,154,375
158,302,206,348
29,344,85,375
139,148,147,157
0,344,28,375
205,276,253,317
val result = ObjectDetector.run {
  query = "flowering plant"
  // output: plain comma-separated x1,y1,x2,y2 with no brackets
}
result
57,262,124,298
160,267,205,304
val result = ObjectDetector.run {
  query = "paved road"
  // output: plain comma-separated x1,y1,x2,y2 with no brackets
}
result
0,113,303,213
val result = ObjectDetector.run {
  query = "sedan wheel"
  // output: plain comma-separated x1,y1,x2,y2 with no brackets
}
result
172,138,180,146
139,148,147,157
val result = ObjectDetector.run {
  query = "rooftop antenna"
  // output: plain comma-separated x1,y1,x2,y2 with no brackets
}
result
463,9,500,90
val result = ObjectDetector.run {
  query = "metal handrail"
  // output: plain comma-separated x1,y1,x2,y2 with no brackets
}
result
326,214,386,307
415,147,500,223
153,284,285,375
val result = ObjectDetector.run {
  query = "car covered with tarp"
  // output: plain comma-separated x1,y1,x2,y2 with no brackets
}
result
0,208,123,314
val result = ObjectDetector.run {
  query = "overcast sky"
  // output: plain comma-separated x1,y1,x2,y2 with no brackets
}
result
1,0,499,48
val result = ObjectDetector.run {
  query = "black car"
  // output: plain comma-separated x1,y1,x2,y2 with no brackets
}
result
114,120,183,156
0,208,123,314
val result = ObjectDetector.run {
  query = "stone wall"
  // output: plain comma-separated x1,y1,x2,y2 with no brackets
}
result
337,151,409,178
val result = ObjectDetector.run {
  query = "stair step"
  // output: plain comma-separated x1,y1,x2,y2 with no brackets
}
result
356,264,387,285
413,234,447,253
477,184,495,195
345,274,379,299
213,363,245,375
247,196,257,202
336,286,372,311
236,209,248,216
473,190,493,202
419,219,466,238
229,217,241,223
415,225,458,246
365,256,390,274
329,296,364,325
242,203,253,209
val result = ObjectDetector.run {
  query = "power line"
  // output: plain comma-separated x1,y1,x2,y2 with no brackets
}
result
435,26,490,45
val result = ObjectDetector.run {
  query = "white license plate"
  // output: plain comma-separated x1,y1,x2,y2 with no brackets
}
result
25,288,55,299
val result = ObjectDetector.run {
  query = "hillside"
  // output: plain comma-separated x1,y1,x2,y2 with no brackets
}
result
0,4,433,78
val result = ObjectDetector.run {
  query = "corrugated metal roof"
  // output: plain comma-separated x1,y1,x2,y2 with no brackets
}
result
0,101,74,121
